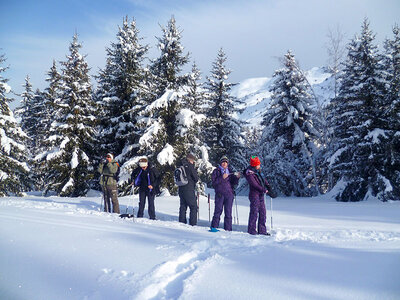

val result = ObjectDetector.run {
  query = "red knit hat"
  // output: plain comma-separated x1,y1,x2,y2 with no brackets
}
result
250,156,261,167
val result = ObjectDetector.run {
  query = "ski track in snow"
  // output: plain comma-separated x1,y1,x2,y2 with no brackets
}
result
128,236,273,299
1,197,400,299
132,241,214,300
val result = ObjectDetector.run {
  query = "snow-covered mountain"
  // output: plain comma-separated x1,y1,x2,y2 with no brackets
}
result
232,67,334,127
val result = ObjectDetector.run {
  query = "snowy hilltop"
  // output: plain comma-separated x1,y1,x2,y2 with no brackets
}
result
1,192,399,299
233,67,334,127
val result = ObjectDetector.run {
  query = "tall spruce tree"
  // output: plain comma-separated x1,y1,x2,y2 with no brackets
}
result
203,48,246,170
15,77,47,156
138,16,191,192
327,19,387,201
261,50,320,197
96,17,149,167
380,24,400,200
183,62,205,113
33,61,62,191
15,76,34,151
180,62,213,190
39,34,97,196
0,54,31,196
43,60,62,134
149,16,190,98
18,76,34,117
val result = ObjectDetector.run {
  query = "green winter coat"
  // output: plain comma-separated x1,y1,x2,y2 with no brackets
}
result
98,160,119,187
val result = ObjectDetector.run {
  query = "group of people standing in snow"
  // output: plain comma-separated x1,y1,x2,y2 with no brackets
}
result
98,153,275,235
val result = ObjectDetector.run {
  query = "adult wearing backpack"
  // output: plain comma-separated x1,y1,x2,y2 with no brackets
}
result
98,153,120,213
210,156,240,231
178,154,199,226
131,157,160,220
244,156,273,235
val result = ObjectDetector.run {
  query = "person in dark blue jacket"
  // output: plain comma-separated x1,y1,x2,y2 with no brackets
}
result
178,154,199,226
131,157,160,220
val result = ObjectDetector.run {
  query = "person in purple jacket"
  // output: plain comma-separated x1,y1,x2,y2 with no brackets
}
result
244,156,271,235
210,156,241,231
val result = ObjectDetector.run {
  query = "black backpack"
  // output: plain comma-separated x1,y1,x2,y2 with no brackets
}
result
174,165,188,186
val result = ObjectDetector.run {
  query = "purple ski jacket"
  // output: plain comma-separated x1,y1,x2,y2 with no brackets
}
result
244,166,268,200
212,166,239,197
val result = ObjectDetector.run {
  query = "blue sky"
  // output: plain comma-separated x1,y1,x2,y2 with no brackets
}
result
1,0,399,108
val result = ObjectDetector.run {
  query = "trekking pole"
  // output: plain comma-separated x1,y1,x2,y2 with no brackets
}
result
208,193,211,222
270,196,274,230
131,185,135,221
234,192,239,225
100,193,103,212
265,194,269,232
233,205,236,225
197,191,200,220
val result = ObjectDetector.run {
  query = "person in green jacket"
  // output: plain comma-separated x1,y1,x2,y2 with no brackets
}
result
98,153,120,213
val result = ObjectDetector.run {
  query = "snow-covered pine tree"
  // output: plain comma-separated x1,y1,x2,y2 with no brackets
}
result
39,34,97,197
15,76,34,151
43,60,62,134
149,16,190,98
0,54,30,196
327,19,387,201
380,24,400,200
261,50,320,197
15,77,47,156
137,16,191,192
183,62,205,113
243,126,262,160
31,89,48,150
180,62,213,192
95,17,149,168
17,82,50,191
203,48,246,171
32,60,62,191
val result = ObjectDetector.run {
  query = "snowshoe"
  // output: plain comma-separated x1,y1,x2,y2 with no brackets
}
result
119,213,134,219
209,227,219,232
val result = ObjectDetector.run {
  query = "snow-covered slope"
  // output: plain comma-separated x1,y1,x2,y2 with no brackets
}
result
1,193,399,300
233,67,334,127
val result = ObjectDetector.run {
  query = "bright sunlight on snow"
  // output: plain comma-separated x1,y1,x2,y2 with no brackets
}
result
1,192,399,300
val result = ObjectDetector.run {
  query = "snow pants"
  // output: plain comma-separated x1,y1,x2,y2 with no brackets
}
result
211,193,233,231
248,193,266,235
137,190,156,220
102,185,120,213
178,190,197,226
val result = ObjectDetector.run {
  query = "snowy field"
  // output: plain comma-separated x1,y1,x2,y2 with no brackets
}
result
1,192,400,300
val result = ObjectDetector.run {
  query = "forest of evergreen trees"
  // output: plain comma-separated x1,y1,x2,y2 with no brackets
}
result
0,17,399,201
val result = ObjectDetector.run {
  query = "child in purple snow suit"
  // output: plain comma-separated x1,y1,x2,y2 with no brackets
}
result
244,156,270,235
211,156,240,231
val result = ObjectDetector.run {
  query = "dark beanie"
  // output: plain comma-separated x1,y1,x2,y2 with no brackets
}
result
186,153,196,161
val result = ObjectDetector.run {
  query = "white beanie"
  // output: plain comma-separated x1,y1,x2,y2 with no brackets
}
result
138,157,148,167
106,153,113,159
